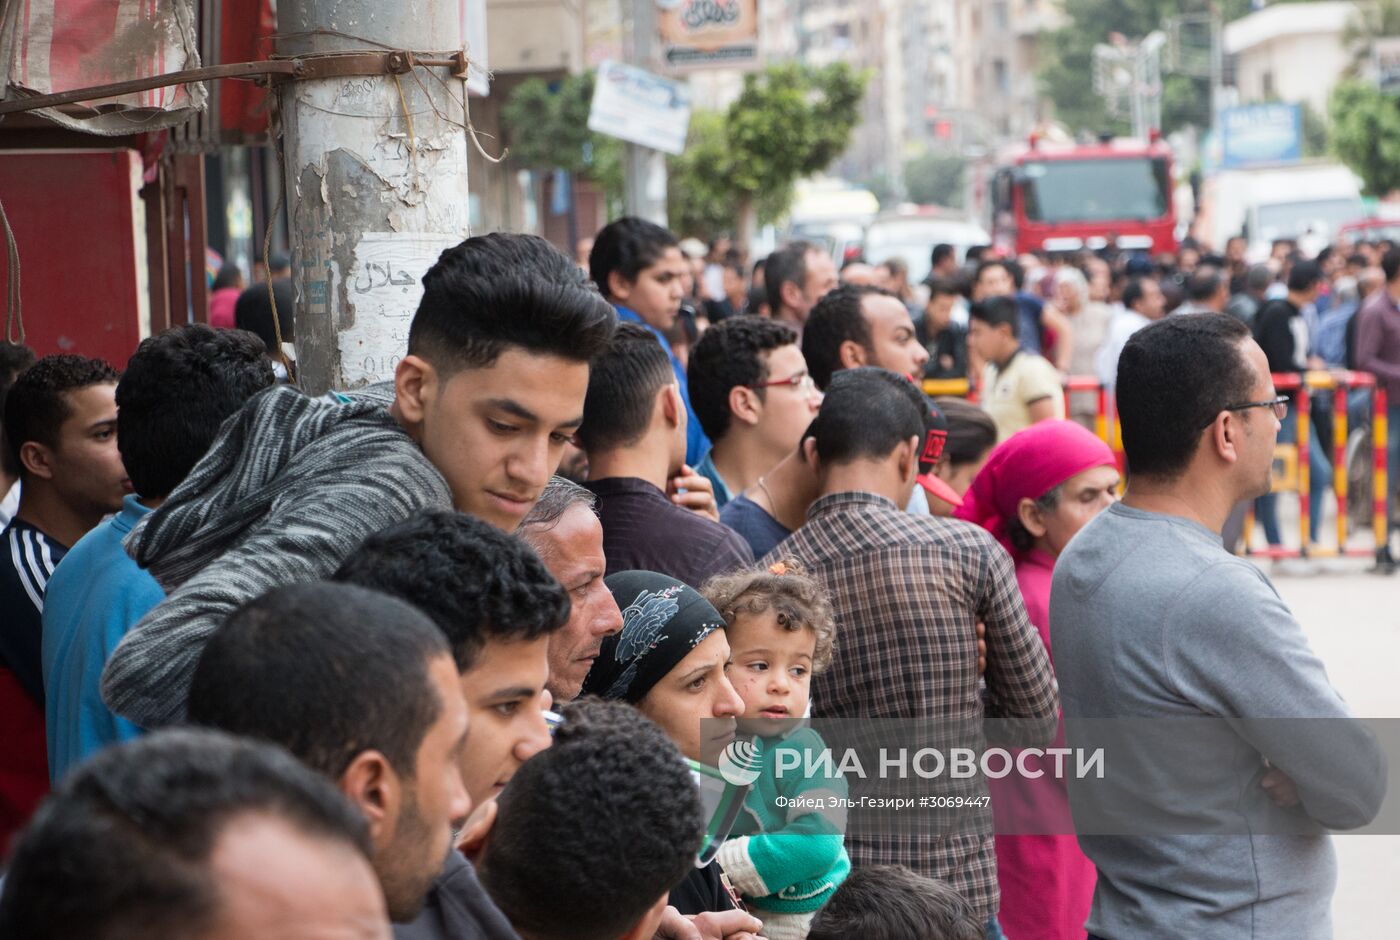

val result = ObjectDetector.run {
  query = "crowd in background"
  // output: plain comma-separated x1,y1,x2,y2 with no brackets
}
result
0,216,1388,940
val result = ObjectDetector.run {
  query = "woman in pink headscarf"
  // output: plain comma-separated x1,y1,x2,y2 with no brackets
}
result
955,420,1120,940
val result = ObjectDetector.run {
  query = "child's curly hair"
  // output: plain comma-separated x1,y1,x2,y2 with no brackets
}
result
701,559,837,672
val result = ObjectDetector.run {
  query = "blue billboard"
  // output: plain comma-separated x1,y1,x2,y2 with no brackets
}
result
1220,103,1303,169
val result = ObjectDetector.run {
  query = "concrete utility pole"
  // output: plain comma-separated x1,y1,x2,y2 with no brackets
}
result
624,0,668,225
276,0,471,395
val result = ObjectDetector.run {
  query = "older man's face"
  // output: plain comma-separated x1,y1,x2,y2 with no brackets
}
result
530,504,623,701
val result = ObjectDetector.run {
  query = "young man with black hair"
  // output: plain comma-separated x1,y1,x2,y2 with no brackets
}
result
1251,262,1331,547
0,353,127,852
772,367,1058,934
332,510,565,808
802,284,930,392
103,232,615,730
590,216,710,465
921,276,969,380
576,323,753,587
688,317,821,509
1095,276,1167,388
968,296,1065,441
0,728,389,940
0,340,35,526
43,325,275,780
765,239,838,335
929,242,959,281
1051,314,1384,940
517,476,624,703
470,698,705,940
807,866,984,940
806,285,961,517
971,259,1074,371
188,582,475,927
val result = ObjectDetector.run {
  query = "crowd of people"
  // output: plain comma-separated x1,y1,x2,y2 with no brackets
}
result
0,217,1388,940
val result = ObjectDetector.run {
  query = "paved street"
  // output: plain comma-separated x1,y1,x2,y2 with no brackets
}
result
1266,563,1399,937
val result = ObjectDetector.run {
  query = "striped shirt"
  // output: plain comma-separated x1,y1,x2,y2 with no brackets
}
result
1,519,65,852
2,519,67,703
764,491,1059,921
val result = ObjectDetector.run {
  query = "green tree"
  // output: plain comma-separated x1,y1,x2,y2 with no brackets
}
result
1040,0,1312,136
1329,79,1400,196
500,72,623,210
667,62,867,241
1342,0,1400,72
902,151,965,208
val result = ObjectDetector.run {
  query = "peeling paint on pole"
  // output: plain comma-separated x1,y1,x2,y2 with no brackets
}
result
277,0,470,395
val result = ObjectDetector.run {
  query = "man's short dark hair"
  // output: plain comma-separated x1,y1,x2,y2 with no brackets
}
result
931,243,956,269
589,217,679,296
1383,248,1400,284
268,251,292,275
969,295,1020,337
803,284,883,390
1116,314,1255,480
1288,259,1322,293
935,397,998,467
765,239,818,314
333,510,569,672
116,325,274,499
1246,264,1274,293
3,354,118,477
1186,266,1223,302
0,341,35,476
811,368,924,466
0,728,370,940
1121,276,1148,312
188,582,450,781
688,317,799,440
478,698,703,940
926,276,961,299
575,322,675,453
408,232,616,374
807,866,983,940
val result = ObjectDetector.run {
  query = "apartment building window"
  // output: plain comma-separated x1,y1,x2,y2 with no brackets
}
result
993,1,1009,31
993,59,1009,94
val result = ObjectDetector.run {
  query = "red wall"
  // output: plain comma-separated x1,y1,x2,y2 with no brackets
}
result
0,148,145,369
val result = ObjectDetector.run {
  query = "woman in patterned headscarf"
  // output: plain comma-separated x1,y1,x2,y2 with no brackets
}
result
582,571,754,924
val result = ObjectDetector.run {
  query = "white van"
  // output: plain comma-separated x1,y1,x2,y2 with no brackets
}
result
1206,163,1364,259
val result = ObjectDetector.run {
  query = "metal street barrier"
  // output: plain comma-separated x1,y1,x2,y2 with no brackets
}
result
923,371,1391,559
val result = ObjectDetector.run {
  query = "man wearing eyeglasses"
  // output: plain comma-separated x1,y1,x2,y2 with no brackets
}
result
1050,314,1384,940
687,318,823,511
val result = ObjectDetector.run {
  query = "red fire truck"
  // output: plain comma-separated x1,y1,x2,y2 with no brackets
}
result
988,132,1178,256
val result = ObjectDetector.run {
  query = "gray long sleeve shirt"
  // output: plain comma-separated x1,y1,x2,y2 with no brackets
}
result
1049,502,1385,940
101,384,451,729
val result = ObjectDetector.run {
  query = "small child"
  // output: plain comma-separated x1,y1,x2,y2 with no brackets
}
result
702,560,850,940
806,865,984,940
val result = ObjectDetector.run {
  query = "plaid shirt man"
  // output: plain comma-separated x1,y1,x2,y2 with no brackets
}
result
766,490,1058,921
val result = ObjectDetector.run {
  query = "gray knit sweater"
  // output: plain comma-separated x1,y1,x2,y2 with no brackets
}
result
101,382,451,728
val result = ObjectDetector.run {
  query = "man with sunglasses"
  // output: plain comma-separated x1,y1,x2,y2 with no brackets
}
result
1050,314,1384,940
688,318,823,510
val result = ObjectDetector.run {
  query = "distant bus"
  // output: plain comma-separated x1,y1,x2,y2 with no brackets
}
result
989,133,1177,256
